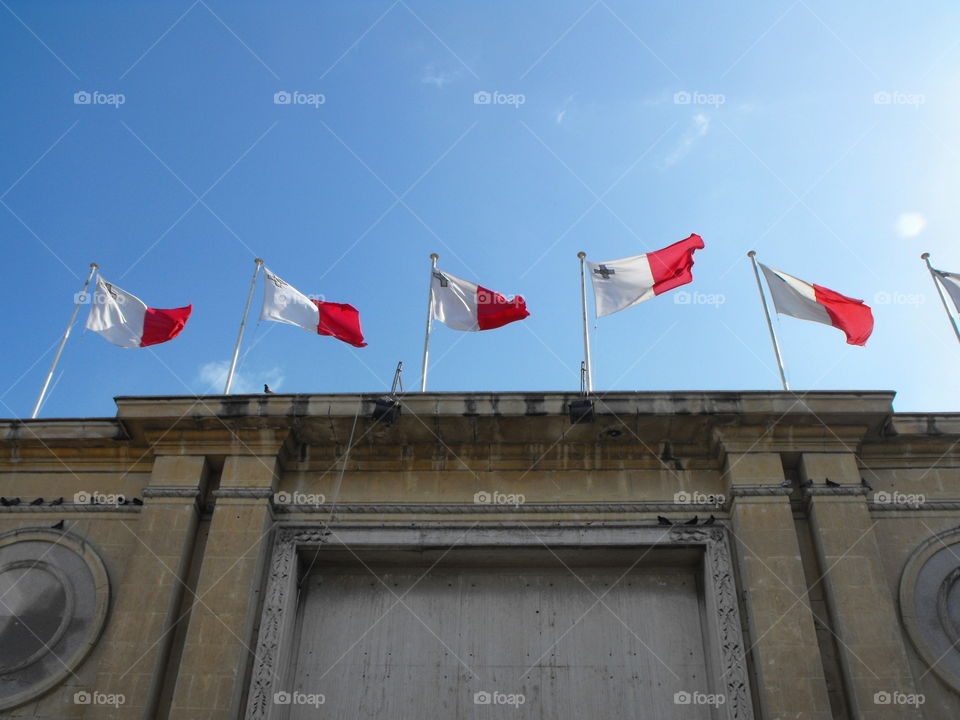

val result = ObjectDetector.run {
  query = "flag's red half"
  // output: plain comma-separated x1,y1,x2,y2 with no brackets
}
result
648,233,705,295
812,284,874,346
140,305,192,347
313,300,367,347
476,287,530,330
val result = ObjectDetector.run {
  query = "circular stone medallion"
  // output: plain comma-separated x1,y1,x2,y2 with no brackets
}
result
901,526,960,694
0,530,109,710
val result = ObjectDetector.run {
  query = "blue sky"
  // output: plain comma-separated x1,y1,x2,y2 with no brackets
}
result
2,0,959,418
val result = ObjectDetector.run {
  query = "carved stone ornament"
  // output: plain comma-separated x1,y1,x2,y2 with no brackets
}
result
0,528,110,710
900,525,960,695
244,524,754,720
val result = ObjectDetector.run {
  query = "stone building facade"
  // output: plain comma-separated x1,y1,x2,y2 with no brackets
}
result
0,391,958,719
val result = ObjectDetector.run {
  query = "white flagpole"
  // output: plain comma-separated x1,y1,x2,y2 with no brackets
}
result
420,253,439,392
921,252,960,344
224,258,263,394
748,251,789,391
31,262,99,418
577,252,594,392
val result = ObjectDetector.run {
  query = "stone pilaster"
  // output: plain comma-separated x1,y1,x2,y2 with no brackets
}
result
802,453,923,719
725,452,833,719
169,455,278,720
86,454,206,720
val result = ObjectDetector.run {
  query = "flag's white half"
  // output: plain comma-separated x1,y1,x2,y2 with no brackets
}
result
759,264,832,326
935,269,960,314
260,268,320,331
586,255,656,317
431,270,480,331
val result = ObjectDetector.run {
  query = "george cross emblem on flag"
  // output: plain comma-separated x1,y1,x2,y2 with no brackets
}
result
432,271,449,288
268,274,288,289
593,265,616,280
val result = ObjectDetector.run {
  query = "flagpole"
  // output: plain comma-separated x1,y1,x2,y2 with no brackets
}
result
224,258,263,394
31,263,99,418
921,252,960,344
748,251,789,391
420,253,438,392
577,252,594,392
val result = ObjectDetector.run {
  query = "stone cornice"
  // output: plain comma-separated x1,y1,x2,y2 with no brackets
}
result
729,484,793,498
142,487,200,499
270,502,726,514
213,487,275,499
803,485,870,498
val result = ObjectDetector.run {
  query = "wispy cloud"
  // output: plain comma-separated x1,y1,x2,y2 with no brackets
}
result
421,64,458,88
555,94,576,125
197,360,284,394
895,212,926,238
662,113,710,167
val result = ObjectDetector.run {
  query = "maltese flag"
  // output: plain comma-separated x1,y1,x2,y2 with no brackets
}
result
587,234,704,317
260,268,366,347
759,263,874,346
431,269,529,331
85,275,192,348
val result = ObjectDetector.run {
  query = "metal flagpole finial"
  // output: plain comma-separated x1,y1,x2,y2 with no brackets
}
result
430,253,439,261
747,250,757,258
90,262,99,270
254,257,264,264
577,251,586,259
921,252,930,260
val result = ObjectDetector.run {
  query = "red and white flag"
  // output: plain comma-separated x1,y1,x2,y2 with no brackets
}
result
587,234,704,317
759,264,874,346
85,275,192,348
260,268,366,347
431,269,529,331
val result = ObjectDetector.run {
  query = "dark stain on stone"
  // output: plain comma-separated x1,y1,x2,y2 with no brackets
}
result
525,397,547,416
289,395,310,417
218,398,251,418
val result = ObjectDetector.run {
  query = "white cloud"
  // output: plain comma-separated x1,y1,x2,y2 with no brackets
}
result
197,360,284,394
555,94,576,125
421,65,456,88
896,212,927,238
663,113,710,167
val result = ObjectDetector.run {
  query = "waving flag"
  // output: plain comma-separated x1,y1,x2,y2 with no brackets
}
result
430,269,529,331
260,268,366,347
587,234,704,317
932,267,960,313
85,275,191,348
759,264,873,346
